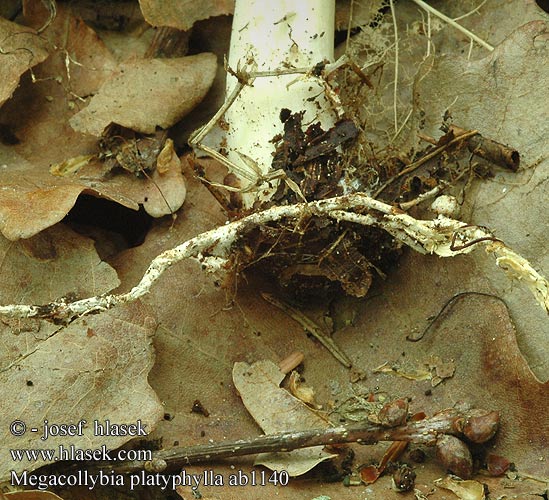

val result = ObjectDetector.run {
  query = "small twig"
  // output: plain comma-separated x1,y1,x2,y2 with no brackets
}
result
410,0,494,51
261,292,352,368
278,351,304,374
448,125,520,171
82,407,499,474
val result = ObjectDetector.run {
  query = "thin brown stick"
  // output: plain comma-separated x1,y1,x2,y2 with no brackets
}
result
261,292,352,368
83,407,498,474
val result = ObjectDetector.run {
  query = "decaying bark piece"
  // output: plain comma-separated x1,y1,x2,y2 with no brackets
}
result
448,125,520,171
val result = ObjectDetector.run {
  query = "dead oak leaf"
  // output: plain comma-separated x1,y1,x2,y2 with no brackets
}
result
0,301,162,481
69,53,217,136
0,146,144,240
0,5,188,239
412,20,549,377
0,223,119,307
143,138,186,217
233,360,336,476
22,0,118,98
0,224,162,480
0,17,49,107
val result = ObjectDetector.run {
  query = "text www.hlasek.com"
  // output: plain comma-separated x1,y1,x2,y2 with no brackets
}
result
10,445,152,463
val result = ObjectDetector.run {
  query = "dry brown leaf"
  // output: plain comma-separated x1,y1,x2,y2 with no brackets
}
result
0,302,161,480
0,224,162,480
0,146,165,240
0,223,119,304
22,1,118,98
69,53,217,136
99,165,540,499
434,475,485,500
143,139,187,217
288,370,316,405
82,7,548,498
352,271,549,479
139,0,235,31
0,3,113,165
411,20,549,377
0,5,121,240
110,160,395,498
233,360,336,476
0,17,49,107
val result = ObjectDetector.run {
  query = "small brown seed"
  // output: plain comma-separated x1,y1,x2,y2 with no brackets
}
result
486,454,511,476
461,410,499,443
435,435,473,479
379,398,409,428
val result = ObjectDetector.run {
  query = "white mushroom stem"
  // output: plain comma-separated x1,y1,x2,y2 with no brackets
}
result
222,0,337,206
0,193,546,321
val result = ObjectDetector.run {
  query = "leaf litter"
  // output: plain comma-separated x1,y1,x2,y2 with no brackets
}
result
0,224,162,481
0,16,48,107
0,1,547,499
0,2,213,239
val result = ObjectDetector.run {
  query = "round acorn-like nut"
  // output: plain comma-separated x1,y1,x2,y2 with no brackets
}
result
460,410,500,443
435,435,473,479
379,398,409,428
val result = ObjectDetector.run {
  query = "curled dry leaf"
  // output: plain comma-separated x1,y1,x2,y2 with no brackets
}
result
0,224,162,480
288,370,316,405
434,475,486,500
22,0,118,96
232,360,336,476
360,440,409,485
0,6,114,239
142,139,187,217
0,17,49,107
70,53,217,136
139,0,235,31
0,141,187,240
